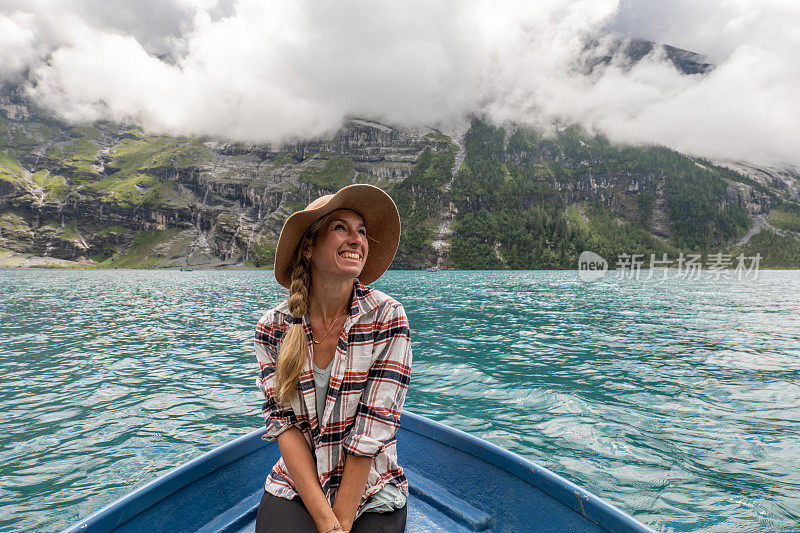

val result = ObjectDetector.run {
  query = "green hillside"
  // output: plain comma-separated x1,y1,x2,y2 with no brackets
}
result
1,91,798,269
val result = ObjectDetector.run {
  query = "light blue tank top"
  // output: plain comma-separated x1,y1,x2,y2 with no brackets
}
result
313,360,406,517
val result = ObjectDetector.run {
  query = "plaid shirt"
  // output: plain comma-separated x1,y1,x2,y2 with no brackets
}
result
255,278,412,510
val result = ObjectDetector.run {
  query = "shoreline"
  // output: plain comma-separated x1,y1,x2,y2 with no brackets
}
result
0,250,269,270
2,251,797,271
1,264,797,272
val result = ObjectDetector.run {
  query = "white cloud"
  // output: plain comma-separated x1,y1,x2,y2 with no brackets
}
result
0,12,39,81
1,0,798,166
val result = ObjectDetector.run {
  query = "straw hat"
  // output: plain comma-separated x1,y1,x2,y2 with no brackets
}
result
273,184,401,289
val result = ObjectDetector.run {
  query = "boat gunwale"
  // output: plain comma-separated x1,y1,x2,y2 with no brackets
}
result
400,411,655,533
61,428,267,532
62,411,655,533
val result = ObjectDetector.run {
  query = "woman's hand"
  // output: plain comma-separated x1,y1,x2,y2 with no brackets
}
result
331,510,354,531
318,524,345,533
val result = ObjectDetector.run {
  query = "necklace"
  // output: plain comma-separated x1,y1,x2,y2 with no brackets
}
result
311,309,347,345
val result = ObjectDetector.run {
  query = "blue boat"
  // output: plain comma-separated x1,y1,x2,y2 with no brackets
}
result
62,412,654,532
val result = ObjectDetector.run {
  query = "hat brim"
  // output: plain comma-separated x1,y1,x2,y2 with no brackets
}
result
273,184,401,289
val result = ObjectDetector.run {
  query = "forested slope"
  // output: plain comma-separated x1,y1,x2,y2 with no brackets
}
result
2,85,799,269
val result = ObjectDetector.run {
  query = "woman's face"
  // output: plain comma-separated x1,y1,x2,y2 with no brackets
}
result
305,209,369,282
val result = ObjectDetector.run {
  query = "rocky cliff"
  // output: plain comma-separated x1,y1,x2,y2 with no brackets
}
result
2,82,800,270
0,88,453,268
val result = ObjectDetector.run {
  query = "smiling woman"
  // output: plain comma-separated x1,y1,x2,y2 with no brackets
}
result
305,210,369,288
255,184,409,533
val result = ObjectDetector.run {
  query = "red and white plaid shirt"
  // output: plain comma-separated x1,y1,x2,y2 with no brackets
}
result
255,278,412,510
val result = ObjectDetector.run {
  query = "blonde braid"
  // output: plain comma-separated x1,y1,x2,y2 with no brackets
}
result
275,246,312,404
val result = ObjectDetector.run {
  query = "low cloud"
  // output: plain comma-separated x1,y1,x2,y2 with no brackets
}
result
1,0,798,166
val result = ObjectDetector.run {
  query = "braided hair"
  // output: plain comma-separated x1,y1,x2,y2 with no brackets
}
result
274,211,336,404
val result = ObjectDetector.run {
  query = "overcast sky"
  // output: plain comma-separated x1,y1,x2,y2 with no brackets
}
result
1,0,798,167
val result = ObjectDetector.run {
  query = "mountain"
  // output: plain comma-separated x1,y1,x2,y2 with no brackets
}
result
2,67,800,270
581,37,715,76
0,85,451,269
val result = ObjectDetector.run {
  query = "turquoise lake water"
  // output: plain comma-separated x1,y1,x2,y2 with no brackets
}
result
1,269,799,532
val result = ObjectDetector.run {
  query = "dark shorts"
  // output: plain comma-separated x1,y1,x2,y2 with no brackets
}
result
255,490,407,533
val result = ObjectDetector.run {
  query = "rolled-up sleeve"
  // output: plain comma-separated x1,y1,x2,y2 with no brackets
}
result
255,312,297,441
343,302,412,457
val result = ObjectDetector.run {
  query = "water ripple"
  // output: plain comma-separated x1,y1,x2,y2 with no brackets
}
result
1,270,799,532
